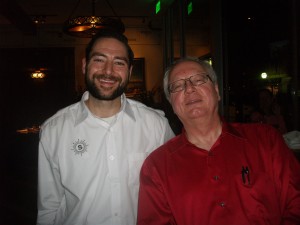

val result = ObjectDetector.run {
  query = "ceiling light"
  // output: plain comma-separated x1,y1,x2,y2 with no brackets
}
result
31,70,46,79
261,72,268,79
32,15,46,24
63,0,125,38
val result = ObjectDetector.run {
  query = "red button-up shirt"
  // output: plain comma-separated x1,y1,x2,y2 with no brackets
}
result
137,122,300,225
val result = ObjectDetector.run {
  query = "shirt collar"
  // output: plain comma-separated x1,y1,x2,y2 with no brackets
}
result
221,120,244,139
178,120,245,148
74,91,136,126
121,94,136,122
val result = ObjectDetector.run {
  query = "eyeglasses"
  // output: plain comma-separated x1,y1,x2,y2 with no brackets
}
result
168,74,212,93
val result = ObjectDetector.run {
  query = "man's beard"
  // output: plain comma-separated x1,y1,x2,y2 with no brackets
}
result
85,73,129,101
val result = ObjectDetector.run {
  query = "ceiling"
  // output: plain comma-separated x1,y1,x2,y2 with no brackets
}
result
0,0,290,35
0,0,175,35
0,0,209,35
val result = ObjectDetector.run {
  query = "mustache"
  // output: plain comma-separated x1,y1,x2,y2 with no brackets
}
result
94,74,122,82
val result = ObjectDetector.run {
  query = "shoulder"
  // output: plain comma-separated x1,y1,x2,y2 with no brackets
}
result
41,101,80,130
224,122,292,166
227,122,284,146
146,134,182,159
230,122,279,135
126,98,167,120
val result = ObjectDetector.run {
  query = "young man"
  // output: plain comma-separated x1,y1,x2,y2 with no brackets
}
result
36,30,174,225
137,57,300,225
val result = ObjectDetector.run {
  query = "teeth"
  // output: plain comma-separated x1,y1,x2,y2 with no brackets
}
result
186,99,201,105
100,78,115,83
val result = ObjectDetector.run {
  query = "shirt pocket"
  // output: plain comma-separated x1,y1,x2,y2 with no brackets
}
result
234,171,281,223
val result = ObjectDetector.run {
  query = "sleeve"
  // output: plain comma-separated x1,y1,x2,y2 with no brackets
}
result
36,129,65,225
162,119,175,143
150,107,175,143
136,158,176,225
271,129,300,225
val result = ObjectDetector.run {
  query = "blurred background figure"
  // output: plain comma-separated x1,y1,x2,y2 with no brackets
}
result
250,88,287,134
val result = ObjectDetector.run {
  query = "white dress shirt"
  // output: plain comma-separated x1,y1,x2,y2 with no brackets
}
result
37,91,175,225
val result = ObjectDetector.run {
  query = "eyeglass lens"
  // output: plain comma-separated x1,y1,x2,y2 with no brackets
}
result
169,74,209,93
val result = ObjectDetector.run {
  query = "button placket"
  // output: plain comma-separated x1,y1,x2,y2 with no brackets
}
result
213,175,219,181
219,201,226,207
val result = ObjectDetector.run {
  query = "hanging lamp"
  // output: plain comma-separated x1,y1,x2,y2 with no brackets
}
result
63,0,125,38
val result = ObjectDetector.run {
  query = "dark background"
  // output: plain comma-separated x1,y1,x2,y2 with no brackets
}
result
0,0,299,224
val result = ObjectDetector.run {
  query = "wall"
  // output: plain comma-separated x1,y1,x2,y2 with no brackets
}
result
0,24,209,97
0,25,165,95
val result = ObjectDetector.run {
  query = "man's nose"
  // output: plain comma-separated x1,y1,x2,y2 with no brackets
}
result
103,61,113,74
184,79,196,94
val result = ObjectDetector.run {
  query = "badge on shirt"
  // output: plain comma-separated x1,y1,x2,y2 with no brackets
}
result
71,139,88,156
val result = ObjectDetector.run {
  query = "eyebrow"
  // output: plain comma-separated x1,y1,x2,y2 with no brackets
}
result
170,73,207,82
90,52,129,64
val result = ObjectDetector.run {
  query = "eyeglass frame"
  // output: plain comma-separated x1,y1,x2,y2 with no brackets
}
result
168,73,212,93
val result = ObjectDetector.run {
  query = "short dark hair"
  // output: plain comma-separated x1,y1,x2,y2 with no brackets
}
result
85,29,134,67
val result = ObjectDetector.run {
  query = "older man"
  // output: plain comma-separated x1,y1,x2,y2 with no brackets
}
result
137,57,300,225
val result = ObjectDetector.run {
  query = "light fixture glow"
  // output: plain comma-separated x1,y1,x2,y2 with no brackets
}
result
63,0,125,38
156,0,161,14
31,71,45,79
261,72,267,79
188,2,193,15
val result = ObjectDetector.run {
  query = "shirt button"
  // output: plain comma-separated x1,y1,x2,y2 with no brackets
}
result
219,202,226,207
109,155,115,160
213,175,219,181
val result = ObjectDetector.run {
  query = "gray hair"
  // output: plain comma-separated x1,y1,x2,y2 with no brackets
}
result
163,57,218,101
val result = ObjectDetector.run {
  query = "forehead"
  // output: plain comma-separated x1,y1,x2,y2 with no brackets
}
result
92,37,127,55
170,61,206,80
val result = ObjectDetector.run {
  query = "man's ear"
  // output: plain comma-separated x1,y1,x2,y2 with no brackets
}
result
215,84,221,101
82,58,87,74
129,65,133,79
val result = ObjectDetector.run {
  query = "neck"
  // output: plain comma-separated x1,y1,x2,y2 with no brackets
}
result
85,95,121,118
183,115,222,151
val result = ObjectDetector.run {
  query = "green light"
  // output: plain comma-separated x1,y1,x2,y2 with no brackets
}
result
156,0,161,14
187,1,193,15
